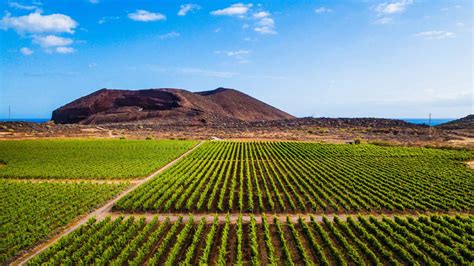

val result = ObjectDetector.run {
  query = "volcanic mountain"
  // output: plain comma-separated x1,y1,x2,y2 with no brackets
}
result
52,88,294,125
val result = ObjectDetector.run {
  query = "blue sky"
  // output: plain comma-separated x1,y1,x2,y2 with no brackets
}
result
0,0,472,119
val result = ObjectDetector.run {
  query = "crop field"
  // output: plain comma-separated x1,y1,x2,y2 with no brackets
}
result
0,180,128,263
0,139,196,179
114,141,474,214
29,214,474,265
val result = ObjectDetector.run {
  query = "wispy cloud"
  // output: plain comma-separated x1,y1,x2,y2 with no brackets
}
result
0,12,78,34
415,31,455,40
98,16,119,24
253,11,270,19
159,31,180,39
55,46,75,54
88,0,99,4
372,0,413,25
20,47,33,55
211,4,276,35
254,17,276,34
374,17,393,25
374,0,413,15
178,4,201,16
215,49,251,63
8,2,41,11
128,10,166,22
33,35,73,47
314,7,332,14
211,3,253,16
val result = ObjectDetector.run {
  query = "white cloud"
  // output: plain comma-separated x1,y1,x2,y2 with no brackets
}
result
374,0,413,15
128,10,166,22
314,7,332,14
88,0,99,4
254,17,276,34
211,3,253,16
178,67,238,78
20,47,33,55
178,4,201,16
55,46,75,53
8,2,39,11
159,31,180,39
415,31,455,40
456,22,464,27
0,12,78,34
33,34,73,47
253,11,270,18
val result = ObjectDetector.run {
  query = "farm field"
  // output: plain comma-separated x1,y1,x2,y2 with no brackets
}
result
114,141,474,214
0,180,128,263
29,214,474,265
0,139,197,179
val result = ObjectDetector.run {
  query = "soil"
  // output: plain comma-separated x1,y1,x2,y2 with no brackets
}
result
467,161,474,170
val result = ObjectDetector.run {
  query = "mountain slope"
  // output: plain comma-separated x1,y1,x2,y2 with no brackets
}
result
197,88,293,122
52,87,294,124
436,115,474,130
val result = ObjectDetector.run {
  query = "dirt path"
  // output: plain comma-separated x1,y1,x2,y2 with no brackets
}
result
104,211,473,224
14,141,203,266
467,161,474,170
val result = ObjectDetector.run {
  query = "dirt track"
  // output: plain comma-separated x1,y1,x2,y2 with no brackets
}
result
13,141,204,266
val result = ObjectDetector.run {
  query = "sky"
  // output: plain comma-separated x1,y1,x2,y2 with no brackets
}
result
0,0,472,119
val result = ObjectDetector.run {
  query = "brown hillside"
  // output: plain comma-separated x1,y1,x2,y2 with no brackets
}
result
52,87,294,124
197,88,294,121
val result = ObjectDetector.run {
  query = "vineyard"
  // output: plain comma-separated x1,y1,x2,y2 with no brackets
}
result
2,139,474,265
0,180,127,263
114,141,474,213
0,139,197,179
28,214,474,265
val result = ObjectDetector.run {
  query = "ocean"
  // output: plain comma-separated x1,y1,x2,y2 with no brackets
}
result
0,118,50,123
400,118,455,126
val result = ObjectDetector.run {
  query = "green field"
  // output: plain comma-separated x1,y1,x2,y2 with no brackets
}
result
0,139,197,179
114,141,474,213
2,139,473,265
29,214,474,265
0,180,128,263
